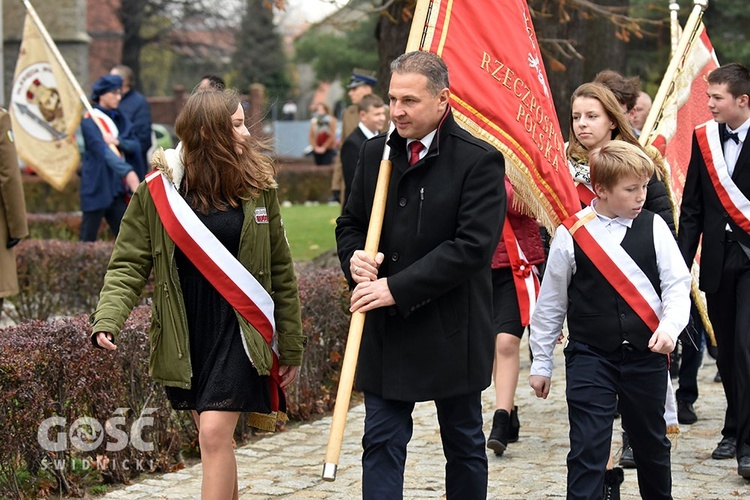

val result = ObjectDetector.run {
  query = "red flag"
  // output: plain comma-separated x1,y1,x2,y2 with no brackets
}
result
642,21,718,344
411,0,579,230
647,24,719,217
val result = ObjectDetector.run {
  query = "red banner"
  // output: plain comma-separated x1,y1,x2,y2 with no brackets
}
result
648,24,719,217
643,21,718,343
412,0,579,230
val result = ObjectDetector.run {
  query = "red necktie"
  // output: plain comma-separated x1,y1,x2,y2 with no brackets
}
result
409,141,424,166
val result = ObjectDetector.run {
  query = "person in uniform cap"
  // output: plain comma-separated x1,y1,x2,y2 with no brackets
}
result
78,74,142,241
329,69,388,206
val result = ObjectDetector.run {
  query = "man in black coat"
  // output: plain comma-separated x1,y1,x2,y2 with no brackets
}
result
340,94,386,209
678,62,750,479
336,51,506,499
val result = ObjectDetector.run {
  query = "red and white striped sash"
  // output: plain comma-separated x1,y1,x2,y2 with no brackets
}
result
575,182,596,207
146,171,284,411
501,221,540,326
563,207,662,333
87,109,122,158
87,108,119,138
695,121,750,234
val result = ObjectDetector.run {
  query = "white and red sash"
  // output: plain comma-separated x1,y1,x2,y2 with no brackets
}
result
695,120,750,234
87,108,122,158
575,182,596,207
563,207,662,333
146,171,284,410
501,221,540,326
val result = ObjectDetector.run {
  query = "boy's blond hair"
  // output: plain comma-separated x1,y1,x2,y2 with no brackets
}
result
589,140,654,192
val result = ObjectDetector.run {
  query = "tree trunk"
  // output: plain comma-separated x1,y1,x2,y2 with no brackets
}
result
375,0,413,95
119,0,148,89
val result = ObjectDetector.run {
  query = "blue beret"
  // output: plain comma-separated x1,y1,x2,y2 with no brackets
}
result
91,74,123,101
347,72,377,89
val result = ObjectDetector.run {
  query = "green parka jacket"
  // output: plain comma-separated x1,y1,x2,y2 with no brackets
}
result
91,146,305,392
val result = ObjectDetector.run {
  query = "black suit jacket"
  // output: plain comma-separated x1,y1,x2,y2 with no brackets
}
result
678,122,750,293
336,111,506,401
340,126,368,208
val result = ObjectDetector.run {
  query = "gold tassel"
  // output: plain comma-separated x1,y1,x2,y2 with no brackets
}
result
666,424,680,447
246,410,289,432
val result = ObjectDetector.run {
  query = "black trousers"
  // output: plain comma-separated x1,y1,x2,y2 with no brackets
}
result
565,340,672,500
676,331,704,405
78,195,127,242
361,391,487,500
706,237,750,461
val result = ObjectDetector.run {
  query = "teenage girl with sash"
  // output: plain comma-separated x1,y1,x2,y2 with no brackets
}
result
91,89,306,499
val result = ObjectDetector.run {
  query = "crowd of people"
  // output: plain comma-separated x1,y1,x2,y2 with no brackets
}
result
2,46,749,499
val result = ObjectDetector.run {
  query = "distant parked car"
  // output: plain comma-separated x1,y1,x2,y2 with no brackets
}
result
149,123,176,157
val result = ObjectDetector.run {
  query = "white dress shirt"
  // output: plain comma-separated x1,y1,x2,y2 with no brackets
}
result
529,201,691,379
358,122,378,140
724,117,750,177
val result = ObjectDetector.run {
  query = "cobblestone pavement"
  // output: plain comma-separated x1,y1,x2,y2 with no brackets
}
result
104,340,750,499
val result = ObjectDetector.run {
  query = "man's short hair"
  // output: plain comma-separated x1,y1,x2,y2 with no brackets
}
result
201,74,226,91
708,63,750,100
390,51,449,96
358,94,385,113
593,70,641,112
590,140,655,192
111,65,134,87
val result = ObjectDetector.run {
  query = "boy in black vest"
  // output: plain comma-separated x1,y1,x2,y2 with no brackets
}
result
529,140,691,499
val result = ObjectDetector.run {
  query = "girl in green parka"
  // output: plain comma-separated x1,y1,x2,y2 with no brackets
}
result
92,89,305,499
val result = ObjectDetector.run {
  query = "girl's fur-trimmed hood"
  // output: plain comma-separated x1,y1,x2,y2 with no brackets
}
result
149,142,185,187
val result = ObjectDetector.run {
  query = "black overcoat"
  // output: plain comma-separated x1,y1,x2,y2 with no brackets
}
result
336,112,506,401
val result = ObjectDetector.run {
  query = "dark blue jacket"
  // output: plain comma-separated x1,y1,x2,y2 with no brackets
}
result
118,89,152,178
80,105,143,212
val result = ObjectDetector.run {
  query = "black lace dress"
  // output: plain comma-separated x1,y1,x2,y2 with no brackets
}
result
164,204,271,414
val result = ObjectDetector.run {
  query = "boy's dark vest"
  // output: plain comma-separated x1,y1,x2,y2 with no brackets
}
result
567,211,661,352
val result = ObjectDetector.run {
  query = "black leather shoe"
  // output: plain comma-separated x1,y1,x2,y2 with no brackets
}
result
712,437,737,460
739,456,750,479
603,467,624,500
677,400,698,425
507,406,520,443
619,432,636,468
714,370,722,383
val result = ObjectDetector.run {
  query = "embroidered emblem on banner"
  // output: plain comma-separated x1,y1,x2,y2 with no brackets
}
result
254,207,269,224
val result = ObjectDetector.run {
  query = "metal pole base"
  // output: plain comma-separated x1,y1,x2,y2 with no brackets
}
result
321,462,337,481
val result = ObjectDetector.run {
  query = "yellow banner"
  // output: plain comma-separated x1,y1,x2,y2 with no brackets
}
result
9,16,82,191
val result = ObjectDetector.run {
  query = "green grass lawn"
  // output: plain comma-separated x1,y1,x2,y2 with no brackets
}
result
281,203,340,261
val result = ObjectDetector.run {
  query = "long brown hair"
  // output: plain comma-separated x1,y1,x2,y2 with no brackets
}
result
567,83,666,178
175,89,276,213
567,83,639,165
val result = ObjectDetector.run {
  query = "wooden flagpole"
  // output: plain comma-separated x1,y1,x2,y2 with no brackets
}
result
639,0,708,146
669,2,682,58
321,0,433,482
20,0,120,155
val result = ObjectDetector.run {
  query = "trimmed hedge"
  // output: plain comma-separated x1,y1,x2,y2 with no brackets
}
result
1,241,352,496
22,163,333,214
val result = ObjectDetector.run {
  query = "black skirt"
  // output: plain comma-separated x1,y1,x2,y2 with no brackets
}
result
164,204,271,414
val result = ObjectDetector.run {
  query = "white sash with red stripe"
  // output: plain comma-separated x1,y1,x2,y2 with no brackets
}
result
501,221,540,326
87,108,123,159
563,207,662,332
696,120,750,234
145,171,277,346
88,108,119,138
